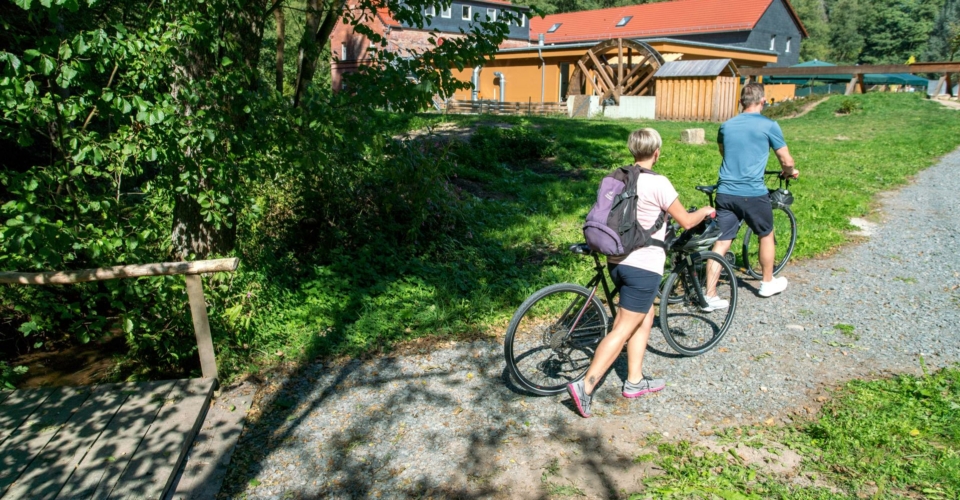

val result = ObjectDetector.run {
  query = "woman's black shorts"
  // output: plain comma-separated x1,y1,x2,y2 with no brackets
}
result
607,264,661,314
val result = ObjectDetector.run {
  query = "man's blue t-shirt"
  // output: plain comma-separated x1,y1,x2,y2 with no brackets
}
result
716,112,787,197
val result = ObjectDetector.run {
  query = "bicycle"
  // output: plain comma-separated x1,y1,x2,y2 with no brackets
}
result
503,217,738,396
694,171,797,280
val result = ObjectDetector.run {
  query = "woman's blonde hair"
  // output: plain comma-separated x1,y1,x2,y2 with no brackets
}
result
627,128,662,161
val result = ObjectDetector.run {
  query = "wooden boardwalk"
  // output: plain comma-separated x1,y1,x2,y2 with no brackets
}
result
0,379,214,500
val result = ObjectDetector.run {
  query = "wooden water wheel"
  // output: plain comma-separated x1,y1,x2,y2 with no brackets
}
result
569,39,664,104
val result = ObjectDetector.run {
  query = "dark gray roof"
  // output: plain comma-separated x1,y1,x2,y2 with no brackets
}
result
654,58,734,78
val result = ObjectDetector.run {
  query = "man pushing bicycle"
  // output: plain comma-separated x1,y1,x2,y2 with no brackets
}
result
707,83,799,299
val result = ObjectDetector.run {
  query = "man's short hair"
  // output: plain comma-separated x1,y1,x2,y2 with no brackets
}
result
627,128,662,161
741,83,765,107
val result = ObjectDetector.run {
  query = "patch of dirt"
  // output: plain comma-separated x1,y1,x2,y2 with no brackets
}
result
397,120,520,142
451,176,516,201
932,97,960,110
791,96,829,118
10,333,126,388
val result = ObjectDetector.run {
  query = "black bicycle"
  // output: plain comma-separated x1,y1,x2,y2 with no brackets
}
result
695,171,797,280
503,219,738,396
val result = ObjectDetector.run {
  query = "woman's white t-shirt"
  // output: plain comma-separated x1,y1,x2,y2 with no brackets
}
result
605,173,678,276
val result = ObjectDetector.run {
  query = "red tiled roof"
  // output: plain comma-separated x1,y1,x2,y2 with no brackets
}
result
530,0,807,44
377,7,400,27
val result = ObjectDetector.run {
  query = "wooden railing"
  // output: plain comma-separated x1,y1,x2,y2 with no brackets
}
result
0,258,239,381
445,99,568,116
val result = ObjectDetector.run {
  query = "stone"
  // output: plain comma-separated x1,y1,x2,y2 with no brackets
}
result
680,128,706,144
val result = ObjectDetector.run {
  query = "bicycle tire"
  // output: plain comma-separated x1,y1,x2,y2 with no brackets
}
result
504,283,610,396
659,251,738,356
742,205,797,280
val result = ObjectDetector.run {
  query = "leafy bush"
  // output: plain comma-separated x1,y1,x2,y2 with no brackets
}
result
836,97,863,115
1,360,27,390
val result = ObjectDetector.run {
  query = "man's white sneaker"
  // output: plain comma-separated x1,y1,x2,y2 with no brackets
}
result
700,295,729,312
758,276,788,297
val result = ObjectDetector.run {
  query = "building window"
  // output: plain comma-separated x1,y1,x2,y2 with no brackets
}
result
462,5,471,20
519,13,526,27
425,6,435,16
770,35,776,51
547,22,562,33
487,8,496,21
616,16,632,27
785,37,791,53
441,5,451,18
341,43,347,61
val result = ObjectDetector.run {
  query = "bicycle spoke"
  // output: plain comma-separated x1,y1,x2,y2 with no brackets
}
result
659,252,737,356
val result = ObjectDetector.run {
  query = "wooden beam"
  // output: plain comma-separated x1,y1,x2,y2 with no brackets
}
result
578,59,604,97
185,274,219,380
740,62,960,77
587,50,617,95
857,73,866,94
844,75,858,96
0,258,239,285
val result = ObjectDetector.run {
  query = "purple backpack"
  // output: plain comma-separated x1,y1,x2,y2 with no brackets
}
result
583,165,666,256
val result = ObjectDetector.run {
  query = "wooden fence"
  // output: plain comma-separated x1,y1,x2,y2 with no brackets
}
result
655,76,739,122
0,258,239,381
444,99,567,116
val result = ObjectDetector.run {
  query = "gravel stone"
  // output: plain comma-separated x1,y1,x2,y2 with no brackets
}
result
222,148,960,499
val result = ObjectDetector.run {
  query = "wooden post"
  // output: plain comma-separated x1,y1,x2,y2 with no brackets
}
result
844,75,858,95
184,274,218,381
857,74,866,94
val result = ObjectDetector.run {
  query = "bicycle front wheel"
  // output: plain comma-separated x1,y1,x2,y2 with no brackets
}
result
659,251,738,356
742,205,797,280
504,283,610,396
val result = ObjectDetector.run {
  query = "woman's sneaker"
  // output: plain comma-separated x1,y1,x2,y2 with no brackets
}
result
567,379,592,418
758,276,788,297
622,376,665,398
700,295,729,312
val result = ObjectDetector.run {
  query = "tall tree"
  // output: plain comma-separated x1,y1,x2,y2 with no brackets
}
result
924,0,960,60
826,0,865,63
858,0,944,64
793,0,831,61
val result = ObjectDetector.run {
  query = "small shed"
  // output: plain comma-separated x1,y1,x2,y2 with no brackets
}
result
654,59,739,122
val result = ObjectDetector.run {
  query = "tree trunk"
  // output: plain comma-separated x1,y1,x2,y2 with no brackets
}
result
172,193,237,259
275,6,285,93
170,0,269,259
293,0,344,107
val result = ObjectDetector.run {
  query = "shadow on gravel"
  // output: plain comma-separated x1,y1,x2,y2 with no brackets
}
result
220,344,662,498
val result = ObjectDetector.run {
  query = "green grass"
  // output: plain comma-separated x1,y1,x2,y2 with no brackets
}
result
219,92,960,377
629,365,960,499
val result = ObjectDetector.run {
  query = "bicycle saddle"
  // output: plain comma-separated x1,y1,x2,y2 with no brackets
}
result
695,184,718,195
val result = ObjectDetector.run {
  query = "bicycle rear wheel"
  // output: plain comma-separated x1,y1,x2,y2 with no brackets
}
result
659,251,737,356
742,205,797,280
504,283,609,396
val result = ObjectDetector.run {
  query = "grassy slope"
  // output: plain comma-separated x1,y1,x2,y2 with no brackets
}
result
233,93,960,373
628,365,960,499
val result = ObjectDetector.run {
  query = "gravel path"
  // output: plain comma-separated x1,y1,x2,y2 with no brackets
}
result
221,148,960,499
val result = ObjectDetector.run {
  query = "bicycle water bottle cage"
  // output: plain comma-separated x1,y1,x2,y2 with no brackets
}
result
769,188,794,208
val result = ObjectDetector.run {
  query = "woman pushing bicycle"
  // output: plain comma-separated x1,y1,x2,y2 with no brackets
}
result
567,128,716,418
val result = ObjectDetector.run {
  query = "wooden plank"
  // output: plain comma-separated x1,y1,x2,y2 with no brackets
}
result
0,387,91,496
107,379,214,500
857,73,867,95
165,382,255,500
184,275,218,381
3,384,130,500
587,50,617,95
55,380,177,500
0,387,54,447
0,259,239,286
844,75,858,96
578,60,602,97
740,62,960,77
